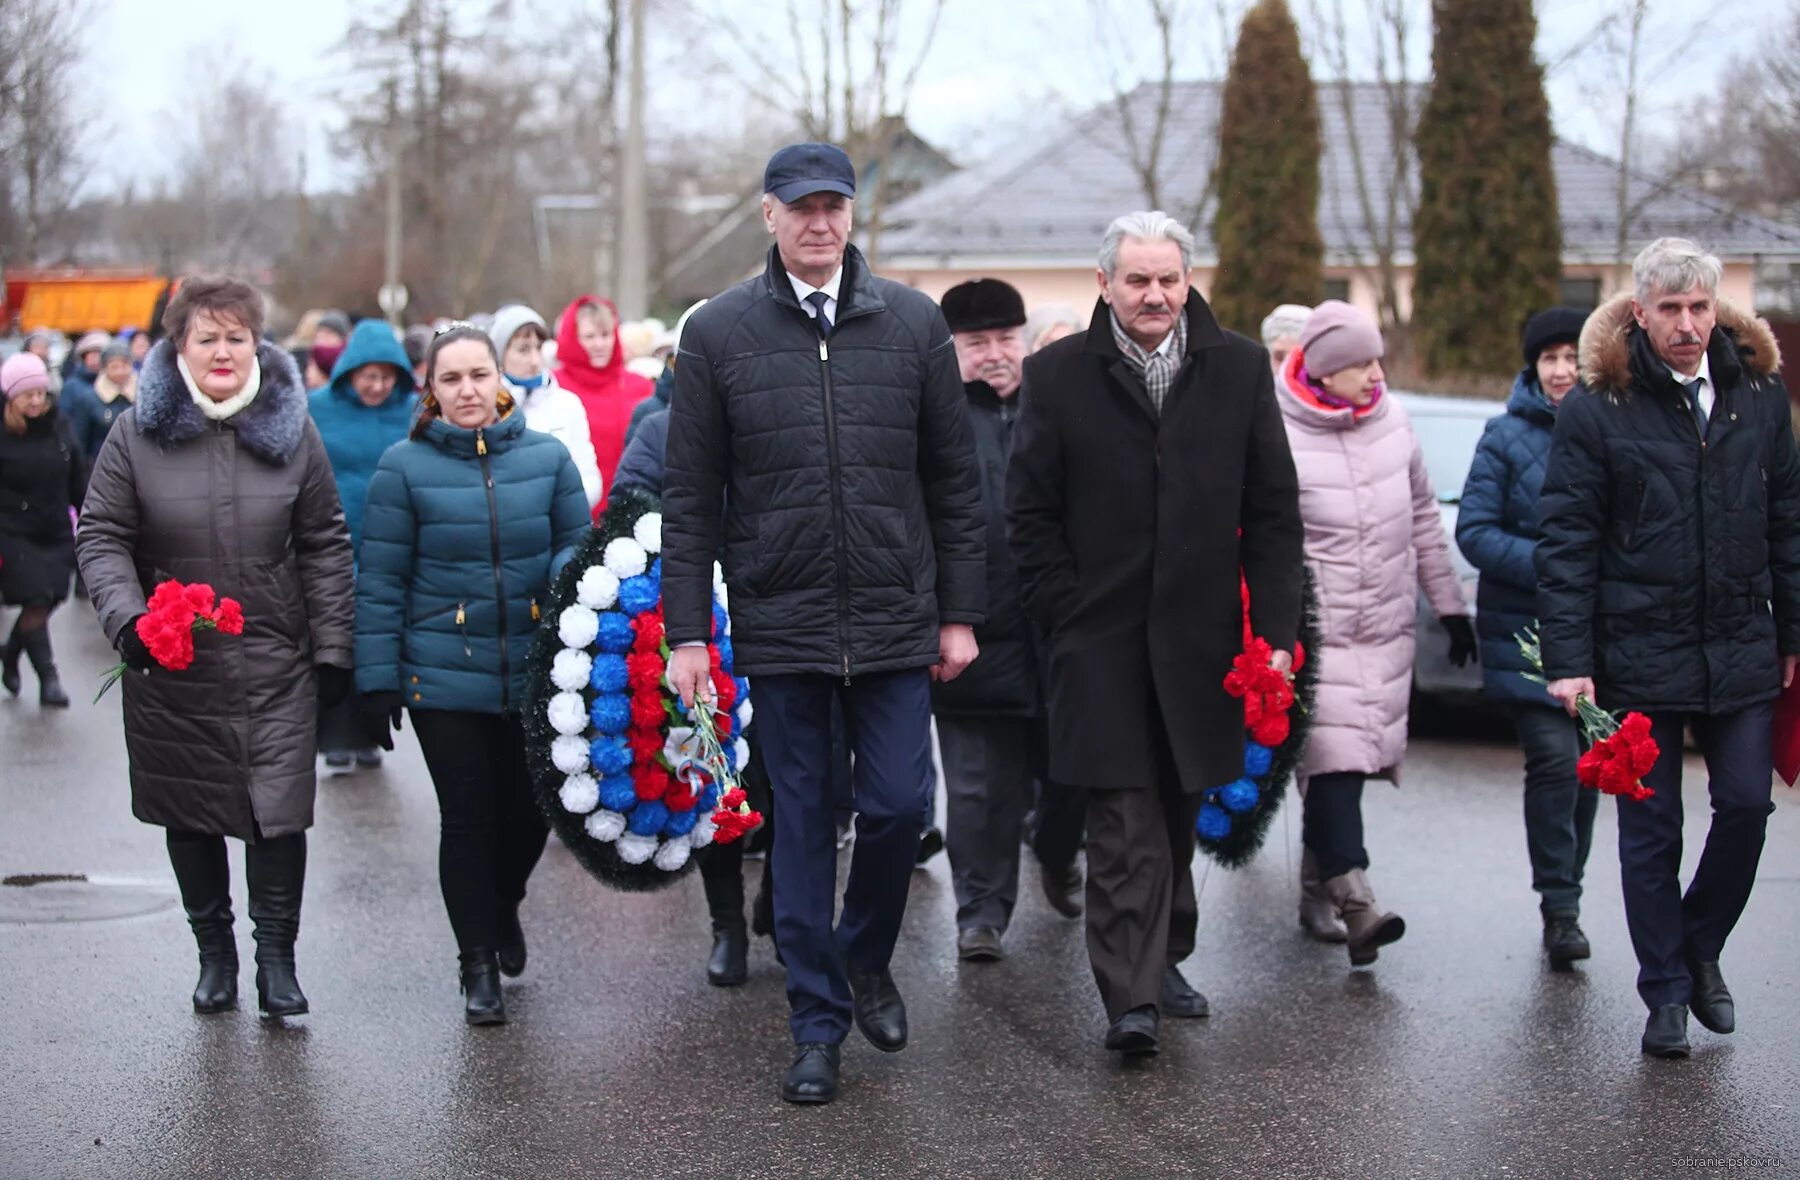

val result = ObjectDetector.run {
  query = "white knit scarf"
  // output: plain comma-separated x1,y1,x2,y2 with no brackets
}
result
178,354,262,421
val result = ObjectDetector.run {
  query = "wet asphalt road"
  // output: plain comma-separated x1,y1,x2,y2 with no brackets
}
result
3,605,1799,1180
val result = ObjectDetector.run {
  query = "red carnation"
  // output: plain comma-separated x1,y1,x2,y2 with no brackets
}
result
626,650,666,692
180,582,218,616
627,728,664,765
711,668,737,713
711,805,764,845
1575,711,1658,801
211,597,245,636
720,787,747,811
632,610,664,655
633,763,669,802
630,691,668,730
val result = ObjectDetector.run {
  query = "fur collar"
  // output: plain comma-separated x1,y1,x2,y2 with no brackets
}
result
1579,293,1782,397
135,339,310,465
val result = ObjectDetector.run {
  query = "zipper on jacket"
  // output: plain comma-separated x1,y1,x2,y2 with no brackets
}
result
819,336,853,684
477,437,511,708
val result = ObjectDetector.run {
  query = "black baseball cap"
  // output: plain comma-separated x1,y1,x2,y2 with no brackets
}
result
763,142,857,204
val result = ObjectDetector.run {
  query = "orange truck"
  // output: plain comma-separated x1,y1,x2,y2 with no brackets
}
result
2,269,171,335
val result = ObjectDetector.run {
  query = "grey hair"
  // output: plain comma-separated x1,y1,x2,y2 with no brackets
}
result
1023,303,1084,353
1633,237,1722,303
1099,210,1196,279
1260,303,1313,347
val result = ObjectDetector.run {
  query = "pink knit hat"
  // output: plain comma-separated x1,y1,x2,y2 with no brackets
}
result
1,352,51,400
1300,300,1384,377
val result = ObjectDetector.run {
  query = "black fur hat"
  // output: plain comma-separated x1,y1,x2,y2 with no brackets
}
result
941,278,1027,334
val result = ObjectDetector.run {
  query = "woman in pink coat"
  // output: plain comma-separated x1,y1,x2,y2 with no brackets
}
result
1275,301,1474,967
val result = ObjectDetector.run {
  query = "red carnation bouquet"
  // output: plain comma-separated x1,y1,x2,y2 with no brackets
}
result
95,579,245,701
1223,576,1306,745
1518,627,1657,801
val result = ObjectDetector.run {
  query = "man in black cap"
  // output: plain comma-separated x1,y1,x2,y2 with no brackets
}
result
932,279,1086,963
662,142,985,1104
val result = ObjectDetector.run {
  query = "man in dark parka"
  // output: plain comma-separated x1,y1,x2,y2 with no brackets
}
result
1007,210,1304,1055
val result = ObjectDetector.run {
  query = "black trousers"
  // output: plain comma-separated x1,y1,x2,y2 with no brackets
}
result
1620,702,1774,1010
1083,700,1204,1020
938,714,1038,932
411,710,550,955
1302,771,1369,880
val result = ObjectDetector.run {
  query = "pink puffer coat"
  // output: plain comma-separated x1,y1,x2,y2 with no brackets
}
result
1276,349,1465,785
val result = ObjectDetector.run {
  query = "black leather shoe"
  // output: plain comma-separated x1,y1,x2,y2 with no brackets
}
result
1687,958,1735,1034
845,964,908,1052
1161,966,1210,1018
1040,860,1083,919
780,1042,841,1104
957,926,1003,961
1641,1004,1690,1058
916,827,945,866
1543,913,1592,970
1105,1005,1160,1055
497,905,527,978
708,925,749,987
460,949,507,1025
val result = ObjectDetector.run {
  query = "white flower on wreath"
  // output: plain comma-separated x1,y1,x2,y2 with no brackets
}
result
576,566,620,611
663,726,700,768
615,833,658,864
603,537,648,580
689,816,717,849
633,512,663,554
585,810,627,843
735,698,753,729
551,734,590,775
654,839,690,872
551,648,593,693
559,773,599,815
547,692,588,736
558,605,599,649
733,737,750,769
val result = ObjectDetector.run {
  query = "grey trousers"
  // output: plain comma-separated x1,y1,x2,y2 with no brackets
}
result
938,714,1038,932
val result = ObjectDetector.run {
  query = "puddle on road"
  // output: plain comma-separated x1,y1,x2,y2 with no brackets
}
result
1,872,176,924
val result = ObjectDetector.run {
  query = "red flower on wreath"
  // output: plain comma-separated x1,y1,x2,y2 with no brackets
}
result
633,762,670,802
1576,711,1658,801
632,608,664,655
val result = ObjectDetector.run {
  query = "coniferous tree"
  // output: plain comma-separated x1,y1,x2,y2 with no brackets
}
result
1210,0,1322,337
1413,0,1561,377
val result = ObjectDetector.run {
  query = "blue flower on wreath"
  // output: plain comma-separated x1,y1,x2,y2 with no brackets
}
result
598,774,637,812
589,653,629,693
595,611,635,654
733,676,750,704
665,806,700,837
1196,803,1232,841
717,636,735,674
650,557,663,583
589,737,632,777
701,782,721,813
629,799,670,836
1220,778,1260,814
618,574,659,616
1244,742,1274,778
712,602,729,640
588,693,631,735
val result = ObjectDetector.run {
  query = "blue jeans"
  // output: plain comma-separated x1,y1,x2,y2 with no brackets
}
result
755,669,934,1044
1511,705,1598,916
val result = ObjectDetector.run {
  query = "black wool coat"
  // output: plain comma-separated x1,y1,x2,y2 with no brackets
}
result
0,403,87,605
1006,296,1304,792
1536,295,1800,713
662,244,985,677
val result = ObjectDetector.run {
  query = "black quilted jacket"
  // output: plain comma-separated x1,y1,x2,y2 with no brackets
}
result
662,245,985,677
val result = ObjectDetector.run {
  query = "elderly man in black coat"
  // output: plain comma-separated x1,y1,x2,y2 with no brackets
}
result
663,142,984,1104
1537,237,1800,1059
1007,211,1304,1056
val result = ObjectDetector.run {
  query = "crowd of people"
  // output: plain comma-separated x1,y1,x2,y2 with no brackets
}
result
1,137,1793,1103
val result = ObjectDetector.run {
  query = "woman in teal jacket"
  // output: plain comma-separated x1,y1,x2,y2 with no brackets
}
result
355,324,589,1025
310,319,419,771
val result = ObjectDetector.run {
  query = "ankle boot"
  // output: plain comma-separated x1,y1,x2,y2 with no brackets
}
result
701,852,749,986
459,949,507,1025
497,903,527,978
1323,867,1405,967
1,624,21,696
1299,848,1349,943
246,834,309,1017
166,833,238,1013
21,628,68,707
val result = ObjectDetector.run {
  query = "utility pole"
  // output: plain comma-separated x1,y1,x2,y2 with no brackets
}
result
381,76,408,327
614,0,649,317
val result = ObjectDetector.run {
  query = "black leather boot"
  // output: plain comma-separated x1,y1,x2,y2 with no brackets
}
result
246,833,309,1018
0,623,21,696
459,949,507,1025
166,833,238,1014
21,628,68,708
702,853,748,987
497,903,527,978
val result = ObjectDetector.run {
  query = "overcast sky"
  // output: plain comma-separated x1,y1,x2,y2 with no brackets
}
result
85,0,1785,197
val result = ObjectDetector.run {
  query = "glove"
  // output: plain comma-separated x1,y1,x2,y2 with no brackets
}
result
117,616,155,672
358,690,406,751
316,664,354,710
1442,615,1478,668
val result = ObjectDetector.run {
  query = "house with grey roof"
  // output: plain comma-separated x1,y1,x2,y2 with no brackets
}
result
877,81,1800,321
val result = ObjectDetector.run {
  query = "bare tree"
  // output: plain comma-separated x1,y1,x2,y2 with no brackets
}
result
0,0,96,268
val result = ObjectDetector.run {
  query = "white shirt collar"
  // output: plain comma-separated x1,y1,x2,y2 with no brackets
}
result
788,268,843,318
1668,351,1715,417
1150,331,1176,358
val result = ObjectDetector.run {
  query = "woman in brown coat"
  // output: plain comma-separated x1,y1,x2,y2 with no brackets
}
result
76,276,356,1019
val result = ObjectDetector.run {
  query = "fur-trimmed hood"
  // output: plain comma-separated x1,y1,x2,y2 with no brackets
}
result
1579,292,1783,397
134,338,311,465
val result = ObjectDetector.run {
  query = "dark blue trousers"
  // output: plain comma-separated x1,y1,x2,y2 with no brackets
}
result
1619,702,1774,1010
755,668,933,1045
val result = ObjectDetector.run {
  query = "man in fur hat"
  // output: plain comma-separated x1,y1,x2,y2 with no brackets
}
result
1538,237,1800,1059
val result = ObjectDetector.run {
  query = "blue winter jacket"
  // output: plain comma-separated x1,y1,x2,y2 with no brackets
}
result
354,408,591,714
1456,371,1565,706
309,321,419,556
